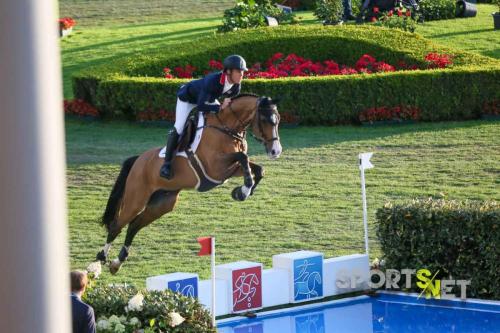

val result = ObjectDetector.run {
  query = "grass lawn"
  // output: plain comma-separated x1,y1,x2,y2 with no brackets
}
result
67,119,500,285
61,3,500,286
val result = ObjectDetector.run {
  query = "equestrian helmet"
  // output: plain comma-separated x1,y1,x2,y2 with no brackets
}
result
223,55,248,71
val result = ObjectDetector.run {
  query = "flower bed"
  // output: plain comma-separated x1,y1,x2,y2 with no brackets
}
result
84,284,214,333
359,105,421,124
64,99,100,118
163,52,452,80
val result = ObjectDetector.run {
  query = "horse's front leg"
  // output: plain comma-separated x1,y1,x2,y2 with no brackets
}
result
229,152,254,201
249,162,264,196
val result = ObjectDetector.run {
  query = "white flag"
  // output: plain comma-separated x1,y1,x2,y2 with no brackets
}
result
359,152,374,170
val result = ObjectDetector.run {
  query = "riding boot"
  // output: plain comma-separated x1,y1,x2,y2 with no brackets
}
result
160,129,180,179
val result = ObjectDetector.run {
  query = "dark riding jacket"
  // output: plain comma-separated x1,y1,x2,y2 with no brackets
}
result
177,72,241,113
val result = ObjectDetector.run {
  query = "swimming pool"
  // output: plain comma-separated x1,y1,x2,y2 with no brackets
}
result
217,292,500,333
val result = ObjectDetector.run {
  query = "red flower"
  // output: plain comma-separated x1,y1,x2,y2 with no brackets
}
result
424,52,453,68
373,6,380,14
59,17,76,30
208,60,223,70
371,16,377,22
405,10,411,17
388,10,394,17
63,99,99,117
397,9,403,17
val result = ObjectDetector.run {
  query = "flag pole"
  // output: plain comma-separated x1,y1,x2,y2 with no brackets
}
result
360,165,369,257
211,236,216,327
359,153,374,258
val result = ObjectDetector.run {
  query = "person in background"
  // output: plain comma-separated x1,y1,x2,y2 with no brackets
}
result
343,0,357,21
70,270,96,333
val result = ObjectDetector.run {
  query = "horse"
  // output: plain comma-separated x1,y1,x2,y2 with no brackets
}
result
95,94,283,274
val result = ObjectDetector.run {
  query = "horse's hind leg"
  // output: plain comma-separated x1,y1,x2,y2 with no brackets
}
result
109,190,180,274
97,173,153,264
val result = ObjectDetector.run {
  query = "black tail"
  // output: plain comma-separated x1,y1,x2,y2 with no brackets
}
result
101,156,139,230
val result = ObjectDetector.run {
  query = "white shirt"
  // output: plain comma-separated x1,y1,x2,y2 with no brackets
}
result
223,75,234,94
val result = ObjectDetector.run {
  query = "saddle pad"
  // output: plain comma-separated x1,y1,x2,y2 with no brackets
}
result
159,112,205,158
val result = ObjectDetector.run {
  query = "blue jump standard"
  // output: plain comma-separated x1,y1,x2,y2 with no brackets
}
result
217,292,500,333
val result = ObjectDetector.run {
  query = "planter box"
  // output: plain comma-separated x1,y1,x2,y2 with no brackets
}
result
493,13,500,30
60,27,73,37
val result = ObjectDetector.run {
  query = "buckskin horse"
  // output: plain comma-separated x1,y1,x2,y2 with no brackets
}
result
95,94,282,274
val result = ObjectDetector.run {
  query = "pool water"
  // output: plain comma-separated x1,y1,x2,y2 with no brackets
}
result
217,293,500,333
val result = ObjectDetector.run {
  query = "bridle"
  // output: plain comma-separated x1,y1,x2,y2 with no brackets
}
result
202,97,280,146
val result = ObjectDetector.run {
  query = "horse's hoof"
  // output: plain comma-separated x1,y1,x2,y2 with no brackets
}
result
231,187,245,201
109,259,122,275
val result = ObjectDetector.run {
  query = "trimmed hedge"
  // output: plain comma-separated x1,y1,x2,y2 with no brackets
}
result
73,25,500,125
376,199,499,300
419,0,456,21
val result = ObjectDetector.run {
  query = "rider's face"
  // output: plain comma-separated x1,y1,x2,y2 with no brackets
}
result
227,69,244,84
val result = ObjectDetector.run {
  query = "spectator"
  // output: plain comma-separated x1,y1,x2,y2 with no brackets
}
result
343,0,357,20
70,270,96,333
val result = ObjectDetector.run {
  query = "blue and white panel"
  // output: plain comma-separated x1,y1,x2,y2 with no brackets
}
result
273,251,324,303
293,256,323,302
167,276,198,298
146,272,198,298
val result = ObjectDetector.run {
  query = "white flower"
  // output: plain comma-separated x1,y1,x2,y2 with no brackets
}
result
108,315,121,325
86,261,102,279
119,315,127,323
125,293,144,312
97,319,110,330
129,317,140,326
114,322,125,333
169,312,185,327
372,258,380,267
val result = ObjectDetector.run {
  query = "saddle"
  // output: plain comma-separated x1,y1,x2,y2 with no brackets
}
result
172,112,225,192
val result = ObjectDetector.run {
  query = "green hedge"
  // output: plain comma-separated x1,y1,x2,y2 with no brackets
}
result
419,0,456,21
73,25,500,125
84,285,215,332
376,198,499,300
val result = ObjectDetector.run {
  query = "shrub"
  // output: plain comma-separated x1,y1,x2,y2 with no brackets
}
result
418,0,456,21
314,0,344,24
72,25,500,125
376,198,499,300
219,0,296,32
495,0,500,12
84,285,215,333
372,7,418,32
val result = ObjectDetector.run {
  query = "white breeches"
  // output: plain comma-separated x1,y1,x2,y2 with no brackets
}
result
174,98,197,134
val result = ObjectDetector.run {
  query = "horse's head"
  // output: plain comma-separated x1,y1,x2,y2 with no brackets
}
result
252,97,282,159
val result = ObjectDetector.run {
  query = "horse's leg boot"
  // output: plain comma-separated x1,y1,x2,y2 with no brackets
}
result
160,129,180,179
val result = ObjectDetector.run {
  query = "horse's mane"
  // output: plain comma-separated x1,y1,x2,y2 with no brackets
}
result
231,93,259,101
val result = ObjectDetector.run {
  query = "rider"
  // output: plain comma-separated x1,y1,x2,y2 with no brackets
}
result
159,54,248,179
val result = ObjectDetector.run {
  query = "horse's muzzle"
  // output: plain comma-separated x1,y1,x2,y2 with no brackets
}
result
268,140,282,159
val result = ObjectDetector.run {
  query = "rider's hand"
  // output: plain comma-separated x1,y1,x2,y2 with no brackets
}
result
221,98,231,110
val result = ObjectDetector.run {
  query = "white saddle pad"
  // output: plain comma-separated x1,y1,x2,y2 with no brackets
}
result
159,112,205,158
